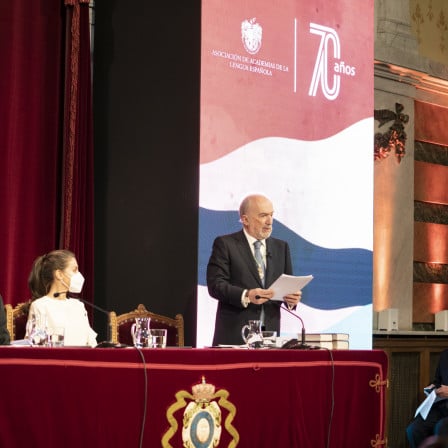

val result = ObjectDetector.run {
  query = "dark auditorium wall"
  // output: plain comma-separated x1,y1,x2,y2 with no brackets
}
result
92,1,201,345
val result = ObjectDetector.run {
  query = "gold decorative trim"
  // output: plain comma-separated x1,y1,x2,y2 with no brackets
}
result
371,434,387,447
4,304,13,340
410,0,448,64
374,103,409,163
162,377,239,448
9,301,32,341
369,373,389,393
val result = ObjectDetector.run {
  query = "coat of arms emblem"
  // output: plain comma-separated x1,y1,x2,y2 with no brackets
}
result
162,376,239,447
241,18,262,55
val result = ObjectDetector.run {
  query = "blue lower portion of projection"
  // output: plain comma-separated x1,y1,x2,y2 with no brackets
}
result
197,208,372,310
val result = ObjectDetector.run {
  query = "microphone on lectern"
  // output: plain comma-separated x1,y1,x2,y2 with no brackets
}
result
53,291,126,348
72,295,111,316
255,295,316,349
76,296,128,348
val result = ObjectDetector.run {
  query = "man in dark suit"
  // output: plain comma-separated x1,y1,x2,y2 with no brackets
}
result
406,349,448,447
207,194,301,346
0,294,11,345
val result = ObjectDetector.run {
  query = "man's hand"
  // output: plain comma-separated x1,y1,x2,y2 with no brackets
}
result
436,385,448,398
283,291,302,309
247,288,274,304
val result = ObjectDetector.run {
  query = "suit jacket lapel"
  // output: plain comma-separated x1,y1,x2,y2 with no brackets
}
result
264,238,276,287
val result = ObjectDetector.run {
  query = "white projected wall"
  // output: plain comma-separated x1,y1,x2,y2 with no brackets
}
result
198,0,374,349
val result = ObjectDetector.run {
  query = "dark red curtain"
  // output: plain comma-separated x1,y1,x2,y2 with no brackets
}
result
0,1,63,305
0,0,94,306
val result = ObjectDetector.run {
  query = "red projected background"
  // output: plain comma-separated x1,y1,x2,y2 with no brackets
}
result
198,0,374,348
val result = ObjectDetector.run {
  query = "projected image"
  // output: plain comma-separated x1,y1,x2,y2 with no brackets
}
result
198,0,373,349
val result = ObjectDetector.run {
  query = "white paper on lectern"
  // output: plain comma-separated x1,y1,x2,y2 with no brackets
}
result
267,274,314,301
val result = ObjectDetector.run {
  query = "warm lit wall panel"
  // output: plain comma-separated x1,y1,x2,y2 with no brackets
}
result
414,222,448,264
414,161,448,205
413,282,448,323
415,101,448,145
